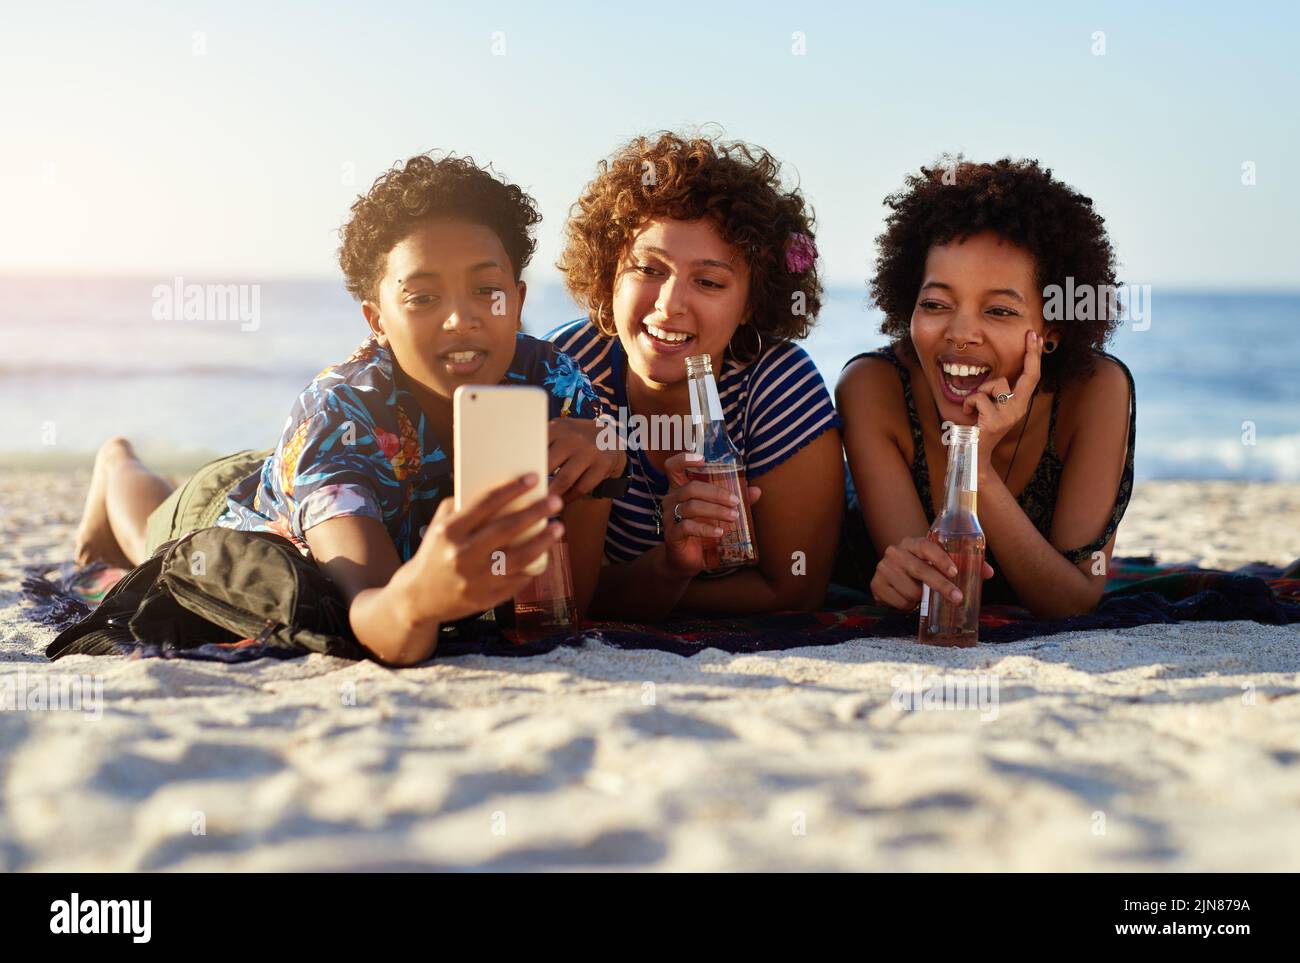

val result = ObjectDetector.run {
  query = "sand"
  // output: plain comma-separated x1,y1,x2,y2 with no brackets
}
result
1,470,1298,871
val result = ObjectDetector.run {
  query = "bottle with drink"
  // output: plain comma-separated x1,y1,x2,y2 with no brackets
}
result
917,424,986,647
512,532,576,640
682,354,759,574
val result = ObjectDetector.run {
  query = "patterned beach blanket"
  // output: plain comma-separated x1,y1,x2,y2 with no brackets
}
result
19,555,1300,664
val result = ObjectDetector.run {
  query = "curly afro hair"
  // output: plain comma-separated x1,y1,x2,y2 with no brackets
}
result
559,131,822,356
338,152,541,302
871,156,1120,390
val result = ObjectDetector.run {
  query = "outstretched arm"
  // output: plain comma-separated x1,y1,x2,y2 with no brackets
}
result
306,476,563,665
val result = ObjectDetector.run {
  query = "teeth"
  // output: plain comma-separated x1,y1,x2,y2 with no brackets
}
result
645,323,692,344
447,351,479,364
942,362,990,377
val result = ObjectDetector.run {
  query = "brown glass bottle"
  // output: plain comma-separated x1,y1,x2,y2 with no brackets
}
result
917,425,985,647
512,533,576,640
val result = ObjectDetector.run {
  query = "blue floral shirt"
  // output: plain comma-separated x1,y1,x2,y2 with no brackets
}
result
216,333,601,561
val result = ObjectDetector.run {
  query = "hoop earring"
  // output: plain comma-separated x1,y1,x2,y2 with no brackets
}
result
726,324,765,365
1043,340,1059,354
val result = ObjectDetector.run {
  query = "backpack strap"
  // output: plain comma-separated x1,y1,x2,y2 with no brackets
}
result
45,540,177,660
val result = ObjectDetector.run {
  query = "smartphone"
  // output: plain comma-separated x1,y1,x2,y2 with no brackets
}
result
453,384,550,576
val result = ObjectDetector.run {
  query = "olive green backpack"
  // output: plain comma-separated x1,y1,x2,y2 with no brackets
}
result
47,527,367,661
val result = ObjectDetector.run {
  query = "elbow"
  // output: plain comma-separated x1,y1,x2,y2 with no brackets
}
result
1027,582,1105,620
375,637,438,668
350,591,439,667
1028,601,1088,620
787,587,826,613
574,582,599,624
771,575,830,613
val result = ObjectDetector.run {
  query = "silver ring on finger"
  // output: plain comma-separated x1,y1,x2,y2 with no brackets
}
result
672,502,684,524
995,391,1014,405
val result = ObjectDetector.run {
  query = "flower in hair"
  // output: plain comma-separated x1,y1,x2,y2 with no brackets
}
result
785,232,817,274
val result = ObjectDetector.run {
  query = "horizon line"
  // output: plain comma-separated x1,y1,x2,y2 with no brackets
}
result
3,271,1299,297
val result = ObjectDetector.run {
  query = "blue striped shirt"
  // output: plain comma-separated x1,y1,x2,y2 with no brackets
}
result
545,318,841,564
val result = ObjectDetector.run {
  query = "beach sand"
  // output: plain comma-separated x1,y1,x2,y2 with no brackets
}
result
1,470,1298,871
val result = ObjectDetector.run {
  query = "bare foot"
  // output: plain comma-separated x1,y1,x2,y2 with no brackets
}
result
73,437,135,569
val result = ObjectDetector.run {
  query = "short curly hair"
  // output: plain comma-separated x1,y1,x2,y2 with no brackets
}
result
871,156,1119,390
559,131,822,354
338,152,541,302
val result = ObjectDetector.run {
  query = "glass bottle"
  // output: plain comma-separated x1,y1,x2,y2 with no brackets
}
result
683,354,758,573
917,425,985,647
512,532,576,640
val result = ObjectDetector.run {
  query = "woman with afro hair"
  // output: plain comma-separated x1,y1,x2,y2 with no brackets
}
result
550,131,844,618
837,157,1136,618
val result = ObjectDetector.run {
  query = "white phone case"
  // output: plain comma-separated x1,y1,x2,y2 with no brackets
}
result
453,385,550,576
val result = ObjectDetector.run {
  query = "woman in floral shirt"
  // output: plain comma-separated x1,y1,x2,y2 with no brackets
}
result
216,331,600,563
74,154,621,665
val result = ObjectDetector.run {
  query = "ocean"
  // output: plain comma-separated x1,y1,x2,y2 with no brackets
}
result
2,277,1297,481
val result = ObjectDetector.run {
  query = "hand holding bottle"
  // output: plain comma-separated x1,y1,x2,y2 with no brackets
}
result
871,535,994,611
406,474,564,624
661,451,761,578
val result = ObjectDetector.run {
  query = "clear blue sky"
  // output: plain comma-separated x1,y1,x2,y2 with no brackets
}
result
2,0,1296,288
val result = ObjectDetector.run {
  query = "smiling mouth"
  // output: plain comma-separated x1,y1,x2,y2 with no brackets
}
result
641,320,696,349
937,357,993,401
440,348,487,373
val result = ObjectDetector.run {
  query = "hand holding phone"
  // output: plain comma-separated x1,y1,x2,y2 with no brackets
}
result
404,473,564,626
453,385,551,576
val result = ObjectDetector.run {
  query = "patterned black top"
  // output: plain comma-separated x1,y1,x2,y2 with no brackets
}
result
842,345,1137,605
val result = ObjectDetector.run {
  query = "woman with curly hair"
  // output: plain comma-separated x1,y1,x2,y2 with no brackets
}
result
73,153,622,664
837,157,1136,618
549,131,844,618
